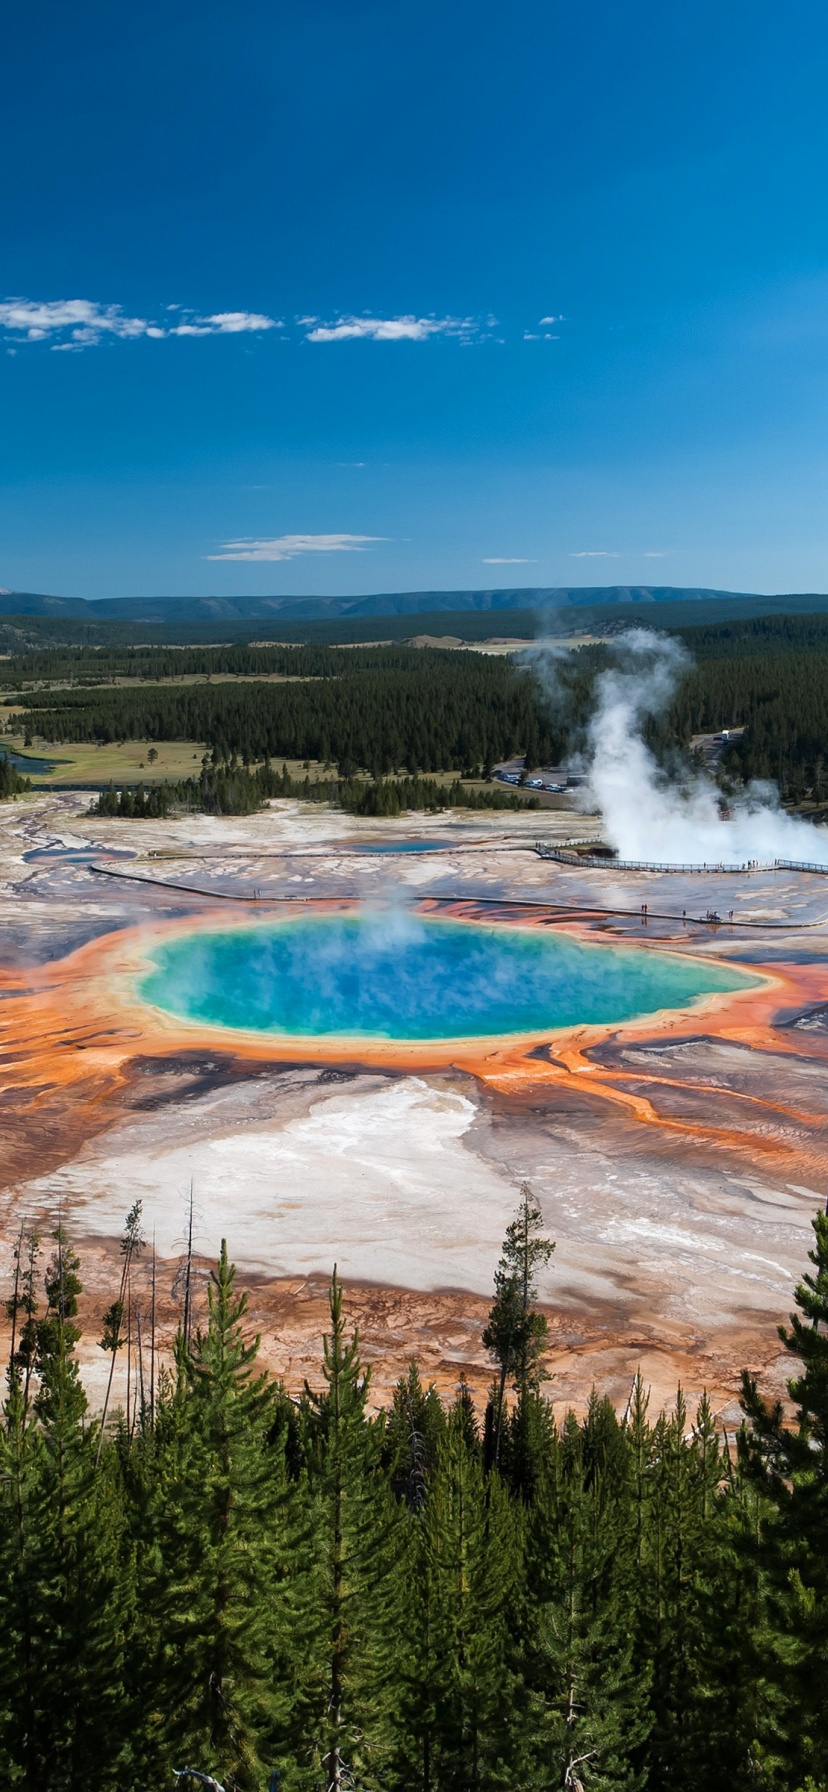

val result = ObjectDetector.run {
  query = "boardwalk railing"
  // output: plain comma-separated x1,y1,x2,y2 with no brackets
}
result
775,859,828,875
534,844,828,875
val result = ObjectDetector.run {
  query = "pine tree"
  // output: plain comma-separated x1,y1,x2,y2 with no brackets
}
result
0,1228,45,1779
97,1199,144,1461
384,1363,446,1508
0,1227,131,1790
643,1390,744,1790
0,1341,40,1783
395,1396,524,1790
740,1208,828,1782
482,1187,554,1469
136,1242,287,1790
5,1228,41,1419
302,1269,404,1790
522,1401,649,1790
503,1383,558,1505
710,1427,786,1786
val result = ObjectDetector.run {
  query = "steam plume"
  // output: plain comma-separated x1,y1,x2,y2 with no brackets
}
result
539,629,828,867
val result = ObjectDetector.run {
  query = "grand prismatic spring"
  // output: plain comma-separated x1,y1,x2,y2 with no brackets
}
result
2,793,828,1416
140,913,753,1042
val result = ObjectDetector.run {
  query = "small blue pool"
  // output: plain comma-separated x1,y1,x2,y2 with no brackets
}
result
23,845,136,863
351,841,448,854
3,751,58,776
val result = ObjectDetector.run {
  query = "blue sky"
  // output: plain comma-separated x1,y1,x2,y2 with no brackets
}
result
2,0,828,599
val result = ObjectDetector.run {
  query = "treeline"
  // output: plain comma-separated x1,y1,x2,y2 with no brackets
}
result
0,617,545,678
0,616,155,655
679,610,828,657
0,607,537,655
11,654,565,776
2,1192,828,1790
15,607,828,690
92,760,539,819
4,643,469,688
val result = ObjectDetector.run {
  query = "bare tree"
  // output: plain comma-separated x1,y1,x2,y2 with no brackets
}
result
96,1201,144,1464
149,1230,157,1429
182,1182,195,1353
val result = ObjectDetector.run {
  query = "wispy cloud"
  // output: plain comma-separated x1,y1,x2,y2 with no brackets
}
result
206,533,385,563
482,557,536,565
641,551,666,558
2,298,562,353
570,551,621,559
526,314,563,340
303,313,480,343
0,299,154,345
168,311,278,338
0,297,280,348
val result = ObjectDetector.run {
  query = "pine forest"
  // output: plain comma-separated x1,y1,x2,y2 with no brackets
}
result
2,1191,827,1791
6,613,828,809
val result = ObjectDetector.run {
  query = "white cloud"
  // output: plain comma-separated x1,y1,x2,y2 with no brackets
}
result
0,299,150,344
0,297,279,348
169,311,278,337
539,314,563,324
206,533,385,563
570,551,621,559
642,551,666,558
304,314,477,343
1,296,496,352
482,557,536,565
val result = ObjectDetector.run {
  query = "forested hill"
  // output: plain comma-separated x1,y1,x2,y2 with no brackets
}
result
2,1194,827,1788
0,582,771,623
4,590,828,653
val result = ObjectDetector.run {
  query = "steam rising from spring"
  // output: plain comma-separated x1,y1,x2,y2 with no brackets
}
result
537,629,828,867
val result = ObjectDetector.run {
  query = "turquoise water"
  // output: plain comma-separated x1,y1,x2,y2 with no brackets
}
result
139,914,752,1042
352,841,446,854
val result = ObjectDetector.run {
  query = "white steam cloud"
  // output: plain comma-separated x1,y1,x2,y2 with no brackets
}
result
536,629,828,867
359,883,426,948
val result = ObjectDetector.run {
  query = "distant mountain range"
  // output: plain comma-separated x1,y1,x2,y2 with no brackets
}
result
0,584,818,623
